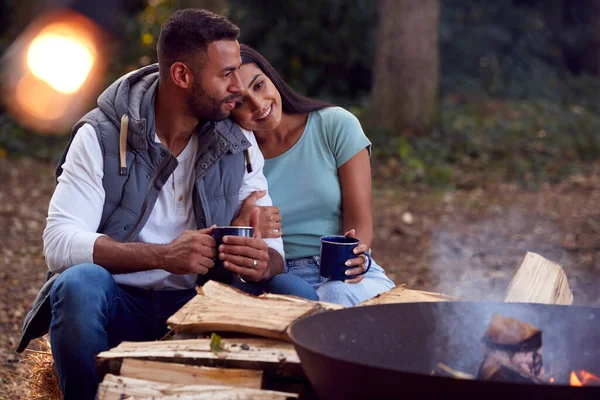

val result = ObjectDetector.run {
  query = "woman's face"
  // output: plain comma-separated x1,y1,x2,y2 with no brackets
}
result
230,63,282,132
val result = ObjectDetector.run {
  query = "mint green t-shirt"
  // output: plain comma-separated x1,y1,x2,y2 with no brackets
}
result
263,106,371,260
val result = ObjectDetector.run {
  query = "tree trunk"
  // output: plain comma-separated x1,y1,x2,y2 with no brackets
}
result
584,0,600,76
369,0,439,136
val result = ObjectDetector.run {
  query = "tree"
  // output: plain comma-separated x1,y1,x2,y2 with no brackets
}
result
369,0,440,136
584,0,600,75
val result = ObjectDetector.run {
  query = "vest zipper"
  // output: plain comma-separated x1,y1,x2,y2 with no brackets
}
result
123,151,172,241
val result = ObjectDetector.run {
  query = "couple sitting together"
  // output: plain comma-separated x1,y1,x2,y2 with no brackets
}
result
17,8,395,399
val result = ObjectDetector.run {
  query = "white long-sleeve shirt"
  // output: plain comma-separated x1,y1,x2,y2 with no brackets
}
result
43,123,284,290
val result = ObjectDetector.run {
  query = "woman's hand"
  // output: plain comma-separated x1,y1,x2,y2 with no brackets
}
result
343,229,370,284
232,190,282,238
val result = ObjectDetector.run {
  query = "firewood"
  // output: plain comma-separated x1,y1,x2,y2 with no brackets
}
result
358,284,460,306
168,281,323,341
97,374,298,400
478,314,545,383
504,252,573,305
119,359,263,389
96,338,302,380
435,362,475,380
477,351,544,384
258,293,345,310
483,313,542,349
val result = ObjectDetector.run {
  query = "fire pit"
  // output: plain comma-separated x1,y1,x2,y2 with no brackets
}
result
288,302,600,400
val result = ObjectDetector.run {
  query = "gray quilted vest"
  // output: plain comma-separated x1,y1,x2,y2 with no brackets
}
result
16,64,251,352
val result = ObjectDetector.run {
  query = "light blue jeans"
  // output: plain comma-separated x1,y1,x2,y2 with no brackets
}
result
286,256,395,307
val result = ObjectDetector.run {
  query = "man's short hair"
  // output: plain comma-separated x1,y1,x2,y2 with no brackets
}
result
157,9,240,73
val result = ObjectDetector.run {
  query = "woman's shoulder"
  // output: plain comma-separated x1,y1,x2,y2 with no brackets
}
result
313,106,356,121
312,106,361,132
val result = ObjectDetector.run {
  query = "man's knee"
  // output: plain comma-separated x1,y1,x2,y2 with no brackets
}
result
267,274,319,301
51,263,114,305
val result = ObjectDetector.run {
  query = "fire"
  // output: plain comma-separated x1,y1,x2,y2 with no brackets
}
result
570,370,600,387
571,371,583,386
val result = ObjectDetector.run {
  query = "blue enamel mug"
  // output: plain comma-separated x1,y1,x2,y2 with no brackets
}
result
213,226,254,249
319,235,372,280
208,226,254,284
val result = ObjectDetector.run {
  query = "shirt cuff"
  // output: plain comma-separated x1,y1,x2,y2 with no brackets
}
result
70,231,106,266
264,237,285,266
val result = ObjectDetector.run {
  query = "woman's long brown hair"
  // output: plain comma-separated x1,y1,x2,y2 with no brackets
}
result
240,44,332,114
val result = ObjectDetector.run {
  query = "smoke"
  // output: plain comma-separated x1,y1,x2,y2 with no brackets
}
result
427,207,571,301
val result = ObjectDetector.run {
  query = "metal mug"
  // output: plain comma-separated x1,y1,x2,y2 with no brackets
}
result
319,235,372,280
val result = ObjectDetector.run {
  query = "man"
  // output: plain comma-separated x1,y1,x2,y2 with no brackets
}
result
16,9,317,399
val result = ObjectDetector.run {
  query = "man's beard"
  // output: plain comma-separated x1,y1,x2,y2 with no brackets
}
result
187,81,236,122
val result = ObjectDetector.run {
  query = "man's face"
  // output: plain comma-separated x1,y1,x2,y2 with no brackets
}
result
187,40,243,122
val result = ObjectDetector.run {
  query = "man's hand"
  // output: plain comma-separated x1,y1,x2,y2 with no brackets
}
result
232,190,282,238
221,208,271,281
161,226,217,275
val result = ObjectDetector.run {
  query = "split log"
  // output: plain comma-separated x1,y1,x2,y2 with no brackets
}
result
169,281,323,340
97,374,298,400
358,284,460,306
435,362,475,380
477,314,545,383
96,338,302,380
258,293,345,311
504,252,573,305
119,359,263,388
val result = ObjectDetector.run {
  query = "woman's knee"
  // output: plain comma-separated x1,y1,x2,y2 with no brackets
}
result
267,274,319,301
317,281,360,307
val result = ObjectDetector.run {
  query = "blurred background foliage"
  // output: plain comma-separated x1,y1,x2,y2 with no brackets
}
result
1,0,599,188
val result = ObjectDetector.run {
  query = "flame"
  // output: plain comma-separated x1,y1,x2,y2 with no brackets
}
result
571,371,583,386
570,370,600,387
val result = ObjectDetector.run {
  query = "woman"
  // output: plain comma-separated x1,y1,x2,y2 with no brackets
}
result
231,44,395,306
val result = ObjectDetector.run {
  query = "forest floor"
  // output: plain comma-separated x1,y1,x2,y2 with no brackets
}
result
1,158,599,398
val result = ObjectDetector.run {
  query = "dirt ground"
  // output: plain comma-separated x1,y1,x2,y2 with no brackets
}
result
0,158,599,398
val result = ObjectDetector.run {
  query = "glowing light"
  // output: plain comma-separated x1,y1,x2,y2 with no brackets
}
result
1,11,107,133
142,33,154,45
26,23,96,94
15,74,69,120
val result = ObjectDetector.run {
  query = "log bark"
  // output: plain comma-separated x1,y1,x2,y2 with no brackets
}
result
97,374,297,400
504,252,573,305
369,0,440,135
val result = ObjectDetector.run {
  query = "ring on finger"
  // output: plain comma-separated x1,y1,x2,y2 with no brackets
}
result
251,259,257,269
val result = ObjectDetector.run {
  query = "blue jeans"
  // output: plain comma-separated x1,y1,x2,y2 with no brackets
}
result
49,263,317,399
287,256,396,307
